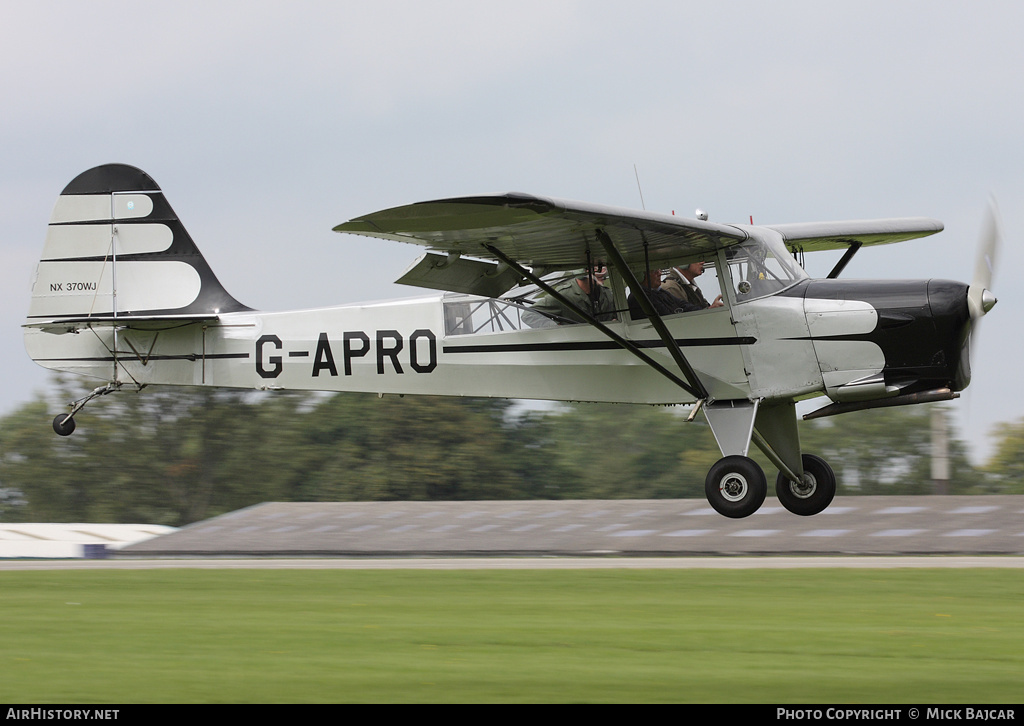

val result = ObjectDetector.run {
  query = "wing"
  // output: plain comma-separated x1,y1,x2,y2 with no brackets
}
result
766,218,943,252
334,193,748,269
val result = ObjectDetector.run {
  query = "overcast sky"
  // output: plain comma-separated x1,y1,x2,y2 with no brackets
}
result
3,1,1021,463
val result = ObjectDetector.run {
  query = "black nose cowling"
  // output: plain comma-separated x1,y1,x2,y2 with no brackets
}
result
802,278,971,394
933,280,975,393
874,279,971,393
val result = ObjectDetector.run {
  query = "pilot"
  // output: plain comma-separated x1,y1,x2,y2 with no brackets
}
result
627,270,699,319
522,266,617,328
661,261,724,309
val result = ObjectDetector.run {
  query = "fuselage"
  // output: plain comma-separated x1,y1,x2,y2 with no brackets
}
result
24,275,974,409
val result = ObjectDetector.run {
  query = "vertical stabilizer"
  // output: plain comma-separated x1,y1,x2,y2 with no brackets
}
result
27,163,249,322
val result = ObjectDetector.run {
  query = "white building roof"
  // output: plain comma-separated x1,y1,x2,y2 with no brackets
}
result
0,523,176,558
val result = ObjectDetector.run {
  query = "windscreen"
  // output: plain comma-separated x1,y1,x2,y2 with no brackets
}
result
725,235,807,302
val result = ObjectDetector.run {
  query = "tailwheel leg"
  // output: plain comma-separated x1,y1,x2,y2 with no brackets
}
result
51,382,126,436
775,454,836,516
705,455,767,518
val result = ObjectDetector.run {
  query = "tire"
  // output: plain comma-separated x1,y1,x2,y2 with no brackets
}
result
52,414,76,437
775,454,836,516
705,455,767,519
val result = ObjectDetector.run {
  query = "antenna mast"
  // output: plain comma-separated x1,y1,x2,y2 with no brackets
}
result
633,164,646,210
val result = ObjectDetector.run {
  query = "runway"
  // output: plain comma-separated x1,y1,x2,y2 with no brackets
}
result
118,495,1024,558
2,556,1024,570
5,495,1022,565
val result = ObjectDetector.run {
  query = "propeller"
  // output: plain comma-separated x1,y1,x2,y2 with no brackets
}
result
967,197,1001,323
956,198,1002,394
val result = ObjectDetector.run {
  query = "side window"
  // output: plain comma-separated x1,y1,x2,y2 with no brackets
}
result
656,262,726,313
442,294,530,335
698,262,724,308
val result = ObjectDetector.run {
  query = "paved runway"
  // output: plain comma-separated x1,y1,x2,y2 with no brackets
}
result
118,495,1024,558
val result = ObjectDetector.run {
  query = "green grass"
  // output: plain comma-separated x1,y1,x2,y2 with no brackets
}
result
1,567,1021,703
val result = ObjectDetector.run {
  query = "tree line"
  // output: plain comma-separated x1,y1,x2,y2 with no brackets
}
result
0,376,1019,526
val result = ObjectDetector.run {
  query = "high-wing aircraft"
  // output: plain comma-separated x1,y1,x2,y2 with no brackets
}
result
24,164,1000,518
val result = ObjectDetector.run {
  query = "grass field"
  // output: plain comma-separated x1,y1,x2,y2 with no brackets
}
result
1,566,1022,703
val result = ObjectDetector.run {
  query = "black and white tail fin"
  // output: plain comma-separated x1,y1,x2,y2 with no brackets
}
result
26,163,249,325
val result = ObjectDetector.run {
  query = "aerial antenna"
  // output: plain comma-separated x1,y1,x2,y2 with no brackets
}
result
633,164,646,210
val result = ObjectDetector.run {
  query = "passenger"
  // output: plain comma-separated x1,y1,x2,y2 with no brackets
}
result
628,270,699,320
662,261,724,309
522,267,617,328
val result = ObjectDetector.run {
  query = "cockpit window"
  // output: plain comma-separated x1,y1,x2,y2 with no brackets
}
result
725,235,807,302
444,294,531,335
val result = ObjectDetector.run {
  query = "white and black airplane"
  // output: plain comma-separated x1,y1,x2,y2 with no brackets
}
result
24,164,999,518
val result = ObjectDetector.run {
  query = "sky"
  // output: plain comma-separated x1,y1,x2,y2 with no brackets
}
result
2,1,1021,464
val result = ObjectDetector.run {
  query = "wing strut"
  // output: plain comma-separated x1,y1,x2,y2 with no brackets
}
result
826,241,862,279
595,230,709,400
483,244,704,399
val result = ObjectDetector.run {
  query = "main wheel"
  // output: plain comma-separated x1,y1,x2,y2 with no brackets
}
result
775,454,836,516
52,414,76,437
705,455,767,518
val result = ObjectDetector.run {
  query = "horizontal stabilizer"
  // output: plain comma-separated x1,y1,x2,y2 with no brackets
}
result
24,314,221,335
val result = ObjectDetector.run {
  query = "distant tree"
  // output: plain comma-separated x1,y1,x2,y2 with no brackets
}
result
0,377,543,524
0,377,312,525
796,404,980,494
524,402,721,499
534,402,982,498
287,393,532,501
983,418,1024,493
0,376,992,527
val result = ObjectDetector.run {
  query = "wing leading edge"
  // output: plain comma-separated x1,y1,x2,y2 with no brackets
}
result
334,193,749,269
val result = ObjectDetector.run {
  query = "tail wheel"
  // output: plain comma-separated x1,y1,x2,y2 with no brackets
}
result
52,414,76,437
776,454,836,516
705,455,767,519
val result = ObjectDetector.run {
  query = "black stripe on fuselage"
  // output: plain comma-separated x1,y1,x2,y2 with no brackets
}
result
442,337,755,354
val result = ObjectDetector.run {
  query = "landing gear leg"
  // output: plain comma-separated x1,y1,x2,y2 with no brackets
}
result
705,455,767,519
50,382,126,436
775,454,836,516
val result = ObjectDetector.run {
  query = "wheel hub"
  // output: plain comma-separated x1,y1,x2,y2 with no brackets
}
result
790,472,817,499
720,474,749,502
